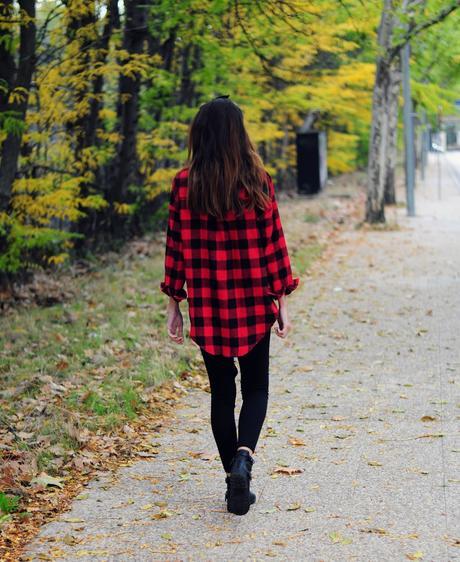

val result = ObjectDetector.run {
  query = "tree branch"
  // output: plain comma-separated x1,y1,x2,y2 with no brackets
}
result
389,0,460,61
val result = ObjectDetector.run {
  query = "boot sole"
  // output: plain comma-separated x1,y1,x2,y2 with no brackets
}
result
227,473,250,515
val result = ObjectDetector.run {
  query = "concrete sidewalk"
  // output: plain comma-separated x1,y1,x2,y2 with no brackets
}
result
23,162,460,561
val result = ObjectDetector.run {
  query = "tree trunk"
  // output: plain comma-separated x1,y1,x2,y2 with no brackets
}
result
65,1,97,158
279,124,290,189
0,0,36,211
84,0,120,151
366,0,395,223
146,4,176,126
107,0,148,206
384,54,402,205
368,0,457,219
75,0,119,243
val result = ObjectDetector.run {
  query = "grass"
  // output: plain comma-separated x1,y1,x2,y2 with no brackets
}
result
0,227,194,482
293,242,324,274
303,213,322,224
0,494,19,515
0,493,20,525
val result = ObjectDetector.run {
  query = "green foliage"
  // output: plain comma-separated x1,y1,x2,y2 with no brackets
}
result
0,213,83,273
0,493,19,515
0,0,459,274
0,110,26,137
410,6,460,119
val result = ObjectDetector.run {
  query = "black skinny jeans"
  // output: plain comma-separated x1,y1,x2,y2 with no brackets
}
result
200,330,271,474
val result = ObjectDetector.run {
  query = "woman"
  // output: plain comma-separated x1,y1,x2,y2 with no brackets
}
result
160,95,299,515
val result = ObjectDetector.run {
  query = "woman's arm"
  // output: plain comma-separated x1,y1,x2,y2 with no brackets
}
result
260,173,299,338
160,173,187,303
160,173,186,343
275,292,293,338
262,172,300,299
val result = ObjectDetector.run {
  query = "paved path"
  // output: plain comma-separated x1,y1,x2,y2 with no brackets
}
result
23,159,460,561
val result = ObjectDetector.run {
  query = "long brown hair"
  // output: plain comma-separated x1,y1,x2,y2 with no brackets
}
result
185,96,271,219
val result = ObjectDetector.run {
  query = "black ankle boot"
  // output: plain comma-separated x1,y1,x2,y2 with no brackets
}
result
225,476,256,506
225,449,255,515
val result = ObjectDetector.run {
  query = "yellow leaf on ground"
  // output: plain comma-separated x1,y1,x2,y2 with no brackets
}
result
286,502,301,511
329,531,353,545
406,552,424,560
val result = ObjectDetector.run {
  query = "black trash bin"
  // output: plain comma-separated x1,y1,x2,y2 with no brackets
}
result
296,130,327,195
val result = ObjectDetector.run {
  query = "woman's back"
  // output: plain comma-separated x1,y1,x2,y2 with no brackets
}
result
161,166,299,357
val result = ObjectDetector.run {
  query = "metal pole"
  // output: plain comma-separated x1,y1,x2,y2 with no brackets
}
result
437,149,442,200
420,109,427,182
402,39,416,216
437,108,442,200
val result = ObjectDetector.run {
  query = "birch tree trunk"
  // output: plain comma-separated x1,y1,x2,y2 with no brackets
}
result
367,0,457,219
366,0,396,223
384,55,402,205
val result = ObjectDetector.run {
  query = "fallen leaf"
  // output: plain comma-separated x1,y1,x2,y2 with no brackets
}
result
31,472,64,489
329,531,352,545
152,509,175,519
62,534,81,546
286,502,301,511
406,552,424,560
272,466,304,476
75,550,108,557
359,527,388,535
288,438,306,446
298,365,314,372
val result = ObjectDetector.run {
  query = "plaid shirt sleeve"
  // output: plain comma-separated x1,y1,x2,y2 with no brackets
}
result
262,173,300,299
160,174,187,302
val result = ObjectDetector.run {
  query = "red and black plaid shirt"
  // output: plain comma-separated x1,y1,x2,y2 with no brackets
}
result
160,167,300,357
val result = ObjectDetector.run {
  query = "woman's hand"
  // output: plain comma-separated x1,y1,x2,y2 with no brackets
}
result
167,298,184,344
274,294,292,338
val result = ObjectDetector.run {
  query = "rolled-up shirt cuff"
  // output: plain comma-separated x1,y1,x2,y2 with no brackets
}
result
267,277,300,298
160,282,187,302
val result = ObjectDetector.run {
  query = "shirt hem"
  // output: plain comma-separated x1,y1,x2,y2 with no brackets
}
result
190,320,276,358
